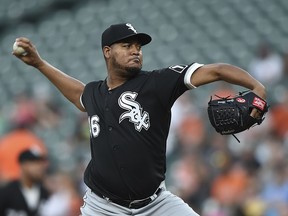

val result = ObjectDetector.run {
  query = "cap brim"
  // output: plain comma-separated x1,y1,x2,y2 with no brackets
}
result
19,157,47,163
110,33,152,47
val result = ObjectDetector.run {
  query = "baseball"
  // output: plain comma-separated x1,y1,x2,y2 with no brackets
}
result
13,42,27,56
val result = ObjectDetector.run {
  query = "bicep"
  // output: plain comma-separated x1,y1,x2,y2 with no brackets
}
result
190,63,222,87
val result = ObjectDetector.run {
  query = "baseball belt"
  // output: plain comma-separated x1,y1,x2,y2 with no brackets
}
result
94,181,165,209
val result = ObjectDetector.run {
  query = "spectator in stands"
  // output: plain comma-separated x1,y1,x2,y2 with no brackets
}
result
167,92,195,156
0,148,49,216
177,113,205,149
0,92,47,184
248,42,283,87
270,87,288,138
210,158,249,212
261,162,288,216
283,52,288,79
170,151,210,213
0,123,47,184
40,171,82,216
241,175,266,216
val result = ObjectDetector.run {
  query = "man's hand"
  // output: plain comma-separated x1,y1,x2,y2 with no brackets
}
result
251,86,266,119
12,37,86,112
12,37,45,69
207,91,268,141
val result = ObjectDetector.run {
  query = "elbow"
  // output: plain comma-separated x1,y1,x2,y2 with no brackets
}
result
214,63,245,79
215,63,231,71
77,105,86,112
73,99,86,112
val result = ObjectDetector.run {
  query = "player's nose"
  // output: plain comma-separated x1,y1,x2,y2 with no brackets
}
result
130,44,141,55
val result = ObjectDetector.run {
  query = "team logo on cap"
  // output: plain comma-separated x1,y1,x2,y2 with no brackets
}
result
126,23,137,33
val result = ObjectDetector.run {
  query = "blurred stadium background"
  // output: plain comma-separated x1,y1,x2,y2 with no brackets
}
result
0,0,288,215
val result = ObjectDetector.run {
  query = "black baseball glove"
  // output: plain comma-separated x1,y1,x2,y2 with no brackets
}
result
207,91,268,142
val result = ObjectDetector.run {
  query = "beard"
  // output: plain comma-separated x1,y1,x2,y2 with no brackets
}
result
111,56,142,79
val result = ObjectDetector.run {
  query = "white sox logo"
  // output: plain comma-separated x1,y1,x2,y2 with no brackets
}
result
126,23,137,33
118,91,150,132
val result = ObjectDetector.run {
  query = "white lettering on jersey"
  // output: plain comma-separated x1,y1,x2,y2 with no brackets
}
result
88,115,100,138
168,64,188,73
118,91,150,132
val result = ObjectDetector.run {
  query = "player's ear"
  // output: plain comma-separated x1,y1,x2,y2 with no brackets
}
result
103,46,111,59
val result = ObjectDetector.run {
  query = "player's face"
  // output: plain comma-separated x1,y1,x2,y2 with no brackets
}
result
21,160,47,183
107,39,143,78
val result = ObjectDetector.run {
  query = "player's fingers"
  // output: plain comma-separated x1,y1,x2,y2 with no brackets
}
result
12,46,28,58
15,37,34,49
12,53,26,59
15,37,31,43
14,41,37,56
12,50,28,58
15,41,30,49
250,108,261,119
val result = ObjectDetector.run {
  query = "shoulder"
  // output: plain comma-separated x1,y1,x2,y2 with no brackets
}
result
83,80,103,93
148,64,194,74
85,80,103,88
0,181,20,194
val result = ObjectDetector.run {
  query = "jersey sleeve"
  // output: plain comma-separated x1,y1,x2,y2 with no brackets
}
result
152,62,203,107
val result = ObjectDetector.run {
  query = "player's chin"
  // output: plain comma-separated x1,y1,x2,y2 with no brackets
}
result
129,60,142,68
125,66,141,79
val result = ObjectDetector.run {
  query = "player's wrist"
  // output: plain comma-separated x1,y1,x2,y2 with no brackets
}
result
35,59,47,70
252,84,266,100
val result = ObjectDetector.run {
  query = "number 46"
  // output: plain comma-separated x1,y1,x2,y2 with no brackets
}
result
88,115,100,138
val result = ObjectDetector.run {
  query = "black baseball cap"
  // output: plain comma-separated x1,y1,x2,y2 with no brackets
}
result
18,149,46,163
101,23,152,48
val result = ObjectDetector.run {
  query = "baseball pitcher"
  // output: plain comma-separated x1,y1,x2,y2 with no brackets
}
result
13,23,267,216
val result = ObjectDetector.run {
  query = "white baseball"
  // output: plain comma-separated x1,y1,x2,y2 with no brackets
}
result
13,42,27,56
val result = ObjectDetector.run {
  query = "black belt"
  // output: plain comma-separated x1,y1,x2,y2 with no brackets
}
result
94,187,163,209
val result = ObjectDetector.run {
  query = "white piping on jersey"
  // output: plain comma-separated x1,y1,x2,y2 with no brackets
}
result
184,63,204,89
80,93,85,109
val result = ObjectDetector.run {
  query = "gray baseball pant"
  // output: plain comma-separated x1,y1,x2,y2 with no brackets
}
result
80,185,200,216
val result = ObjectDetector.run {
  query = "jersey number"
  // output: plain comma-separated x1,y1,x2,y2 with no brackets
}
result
89,115,100,138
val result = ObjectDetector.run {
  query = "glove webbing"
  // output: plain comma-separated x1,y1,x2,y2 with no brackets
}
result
212,94,243,143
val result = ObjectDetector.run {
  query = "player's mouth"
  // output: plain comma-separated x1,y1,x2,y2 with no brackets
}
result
130,58,140,63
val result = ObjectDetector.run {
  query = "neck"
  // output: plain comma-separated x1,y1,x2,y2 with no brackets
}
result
106,70,128,90
21,176,35,189
106,64,141,89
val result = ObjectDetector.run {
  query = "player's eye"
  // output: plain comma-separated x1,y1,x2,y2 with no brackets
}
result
122,43,141,52
122,43,130,48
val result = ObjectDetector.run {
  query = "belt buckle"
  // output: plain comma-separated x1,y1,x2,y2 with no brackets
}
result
128,198,151,209
128,187,162,209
